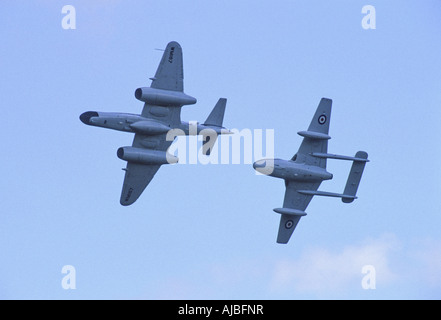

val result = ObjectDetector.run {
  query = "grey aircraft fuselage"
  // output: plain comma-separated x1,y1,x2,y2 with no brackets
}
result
254,158,333,182
80,111,230,136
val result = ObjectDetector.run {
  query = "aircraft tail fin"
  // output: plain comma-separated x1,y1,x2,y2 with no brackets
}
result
342,151,368,203
202,98,227,155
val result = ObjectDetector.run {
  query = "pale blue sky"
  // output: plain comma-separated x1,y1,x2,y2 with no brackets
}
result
1,0,441,299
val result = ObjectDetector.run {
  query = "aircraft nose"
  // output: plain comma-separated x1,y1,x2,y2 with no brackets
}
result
253,160,266,169
253,159,275,175
80,111,99,124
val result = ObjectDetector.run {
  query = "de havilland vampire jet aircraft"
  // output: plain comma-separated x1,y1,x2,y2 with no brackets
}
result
253,98,369,244
80,41,231,206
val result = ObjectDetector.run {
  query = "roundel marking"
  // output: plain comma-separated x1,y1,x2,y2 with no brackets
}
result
318,114,327,125
285,220,294,229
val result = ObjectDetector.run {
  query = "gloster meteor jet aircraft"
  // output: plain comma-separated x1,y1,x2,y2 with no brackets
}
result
80,41,230,206
253,98,369,244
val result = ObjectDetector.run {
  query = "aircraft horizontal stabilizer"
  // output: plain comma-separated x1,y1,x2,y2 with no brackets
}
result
204,98,227,127
342,151,368,203
202,98,227,155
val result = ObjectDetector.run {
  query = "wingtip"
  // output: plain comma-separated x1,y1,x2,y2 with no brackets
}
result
355,151,369,160
166,40,181,49
120,196,134,206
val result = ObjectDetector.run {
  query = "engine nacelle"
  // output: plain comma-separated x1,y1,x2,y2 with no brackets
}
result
134,87,197,106
129,120,171,135
117,147,178,165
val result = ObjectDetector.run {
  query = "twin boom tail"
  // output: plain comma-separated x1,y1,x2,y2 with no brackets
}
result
310,150,369,203
342,151,369,203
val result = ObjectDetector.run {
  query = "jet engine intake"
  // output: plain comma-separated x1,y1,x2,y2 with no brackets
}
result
134,87,197,106
117,147,178,165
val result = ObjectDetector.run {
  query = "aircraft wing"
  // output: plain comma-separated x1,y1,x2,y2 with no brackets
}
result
120,162,161,206
120,133,174,206
276,180,322,243
120,42,186,206
150,41,183,92
293,98,332,169
141,41,184,124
